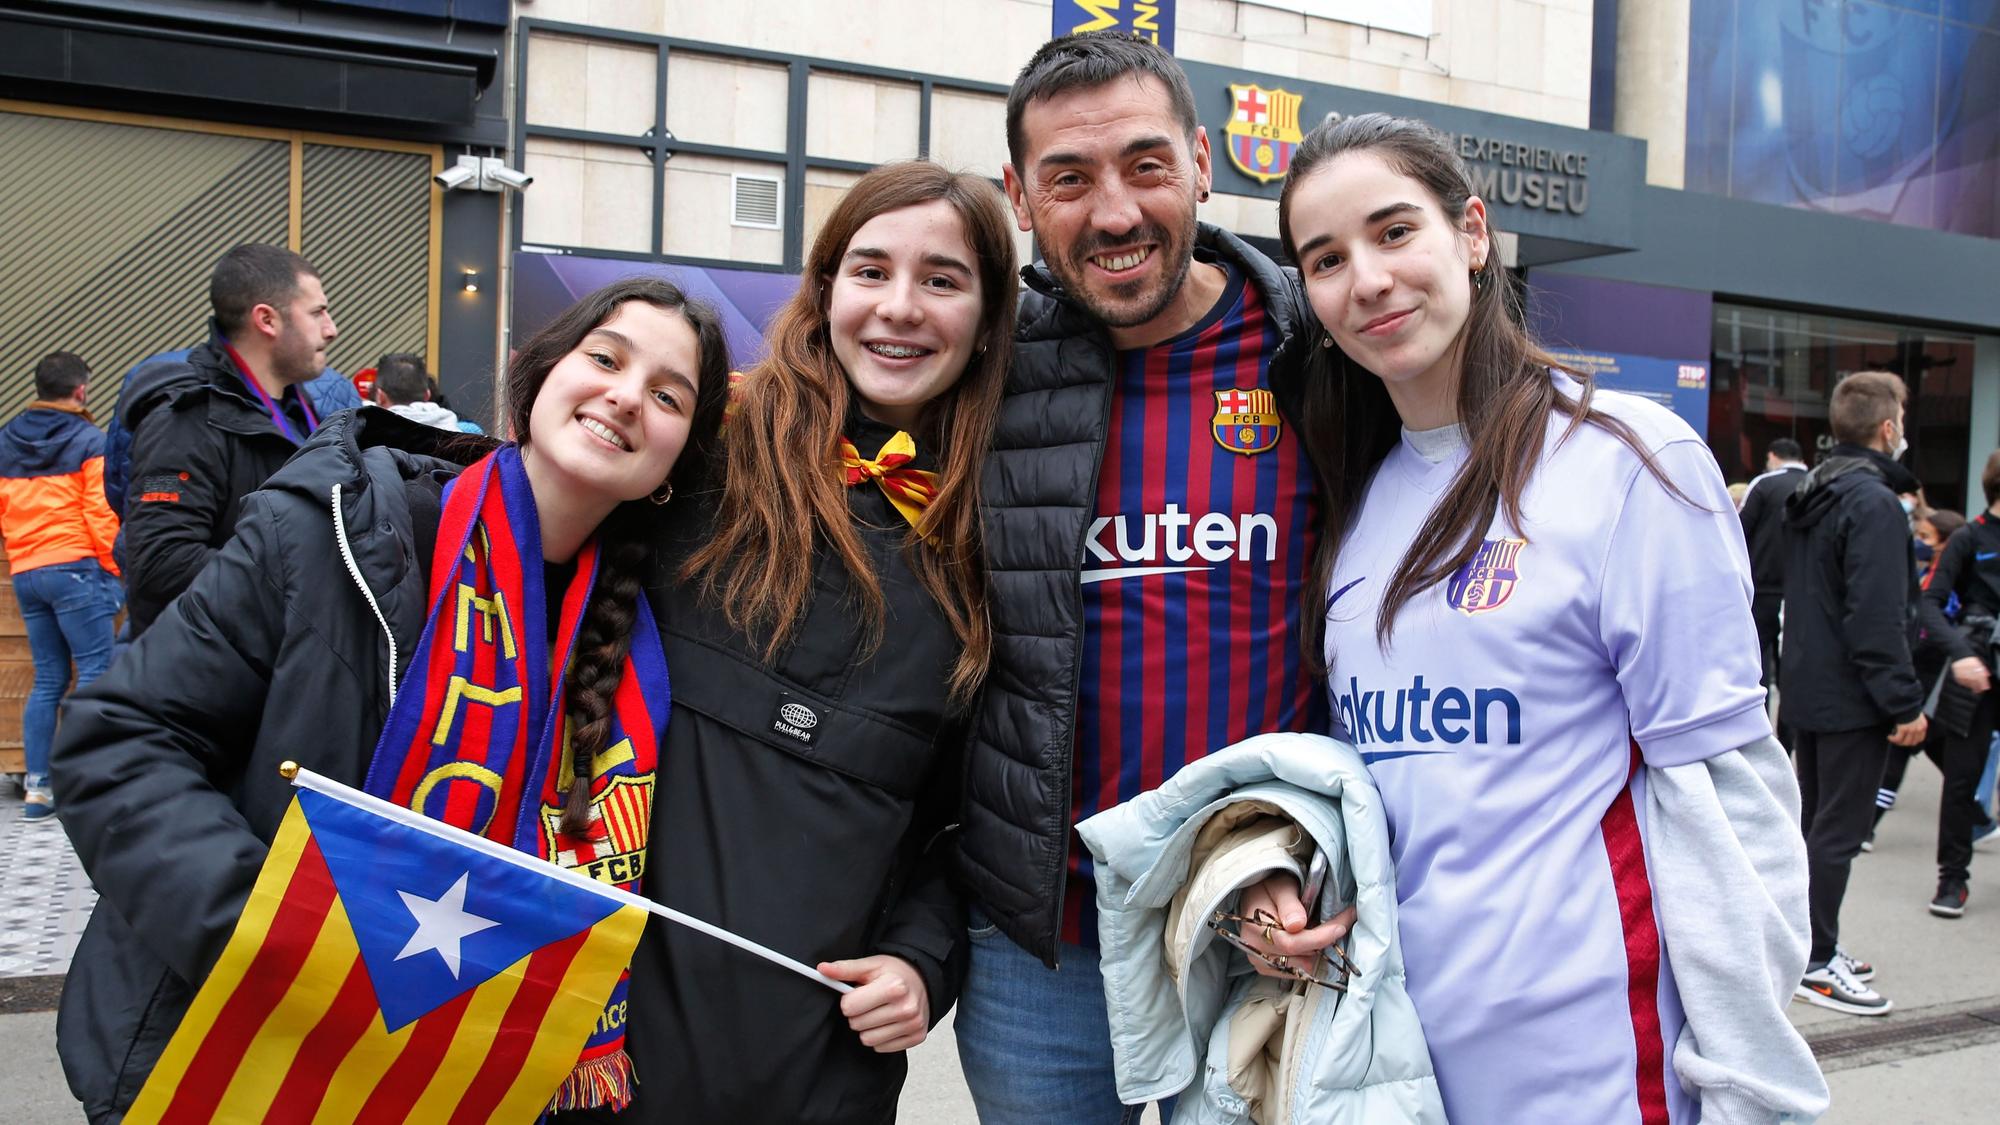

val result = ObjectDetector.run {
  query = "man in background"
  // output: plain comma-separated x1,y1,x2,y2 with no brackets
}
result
118,243,335,638
371,353,482,433
1782,371,1925,1017
1741,436,1808,744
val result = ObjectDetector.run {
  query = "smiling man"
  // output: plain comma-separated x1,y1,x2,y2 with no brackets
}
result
955,33,1331,1122
120,244,338,637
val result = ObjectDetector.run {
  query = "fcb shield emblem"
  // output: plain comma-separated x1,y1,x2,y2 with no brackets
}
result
1212,387,1281,455
1446,537,1525,615
543,773,654,885
1225,84,1304,184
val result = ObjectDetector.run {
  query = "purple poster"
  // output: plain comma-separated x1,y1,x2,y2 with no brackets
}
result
511,253,800,371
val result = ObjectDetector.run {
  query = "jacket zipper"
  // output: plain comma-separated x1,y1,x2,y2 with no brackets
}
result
1044,329,1121,970
331,483,400,706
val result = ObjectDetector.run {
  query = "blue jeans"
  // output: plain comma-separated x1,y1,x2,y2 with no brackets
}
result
15,561,121,779
955,909,1176,1125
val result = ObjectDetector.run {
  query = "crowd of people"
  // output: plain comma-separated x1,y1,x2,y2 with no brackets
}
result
1734,391,2000,1019
7,28,1982,1125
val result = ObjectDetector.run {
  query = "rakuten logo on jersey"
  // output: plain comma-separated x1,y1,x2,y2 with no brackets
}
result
1334,675,1522,747
1081,503,1279,585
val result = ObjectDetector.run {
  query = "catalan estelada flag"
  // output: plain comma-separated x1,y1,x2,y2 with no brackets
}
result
125,770,648,1124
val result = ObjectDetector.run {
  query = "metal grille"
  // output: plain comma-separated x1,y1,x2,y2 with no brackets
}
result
731,174,782,229
301,144,433,378
0,111,287,416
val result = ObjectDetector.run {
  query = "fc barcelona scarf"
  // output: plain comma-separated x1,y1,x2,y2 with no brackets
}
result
839,430,939,542
362,444,667,1113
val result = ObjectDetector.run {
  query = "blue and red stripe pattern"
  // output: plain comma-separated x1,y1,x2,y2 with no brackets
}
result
1065,269,1325,946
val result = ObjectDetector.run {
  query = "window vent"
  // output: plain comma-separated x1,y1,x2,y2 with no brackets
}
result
731,174,782,229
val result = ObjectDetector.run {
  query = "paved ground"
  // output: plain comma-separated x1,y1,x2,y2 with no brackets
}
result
1,763,1990,1122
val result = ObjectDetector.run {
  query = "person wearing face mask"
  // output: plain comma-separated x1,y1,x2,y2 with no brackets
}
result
1779,370,1928,1015
1912,456,2000,917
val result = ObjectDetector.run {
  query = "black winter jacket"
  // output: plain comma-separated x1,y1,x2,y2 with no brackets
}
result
1920,512,2000,664
960,225,1314,965
563,412,968,1125
1739,464,1804,596
117,331,316,637
1779,444,1926,731
53,408,455,1122
54,409,965,1123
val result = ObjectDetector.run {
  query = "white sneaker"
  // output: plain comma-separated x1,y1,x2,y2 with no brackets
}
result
1795,960,1892,1016
1833,947,1875,982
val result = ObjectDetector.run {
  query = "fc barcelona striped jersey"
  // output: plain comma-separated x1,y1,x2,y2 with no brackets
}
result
1063,266,1324,946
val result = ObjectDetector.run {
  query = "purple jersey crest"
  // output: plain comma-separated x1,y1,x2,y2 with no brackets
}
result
1446,537,1525,615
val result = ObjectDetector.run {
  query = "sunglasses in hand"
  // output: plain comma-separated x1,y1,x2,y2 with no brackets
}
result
1206,907,1357,992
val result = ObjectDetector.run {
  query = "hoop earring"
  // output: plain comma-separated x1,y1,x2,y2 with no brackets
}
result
1472,265,1489,293
649,481,674,506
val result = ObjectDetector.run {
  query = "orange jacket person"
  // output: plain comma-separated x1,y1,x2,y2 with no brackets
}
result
0,351,122,823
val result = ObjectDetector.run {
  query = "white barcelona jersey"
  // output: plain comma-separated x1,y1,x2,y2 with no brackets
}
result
1324,374,1771,1124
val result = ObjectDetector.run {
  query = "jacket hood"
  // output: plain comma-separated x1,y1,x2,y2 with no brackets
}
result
262,404,491,504
1784,443,1918,530
116,346,204,432
0,404,104,478
384,400,464,431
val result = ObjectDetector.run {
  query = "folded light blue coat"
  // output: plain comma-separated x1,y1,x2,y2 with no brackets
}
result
1077,733,1446,1124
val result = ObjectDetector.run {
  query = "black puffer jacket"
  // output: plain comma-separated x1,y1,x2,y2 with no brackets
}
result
1780,444,1926,731
52,408,458,1121
960,225,1313,965
54,407,966,1123
117,331,317,637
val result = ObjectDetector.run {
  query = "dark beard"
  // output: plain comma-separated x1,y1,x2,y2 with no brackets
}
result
1045,221,1197,330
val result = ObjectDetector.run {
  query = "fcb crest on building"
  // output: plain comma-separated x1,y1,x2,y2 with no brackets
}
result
1213,387,1281,455
1226,83,1304,184
1446,537,1526,615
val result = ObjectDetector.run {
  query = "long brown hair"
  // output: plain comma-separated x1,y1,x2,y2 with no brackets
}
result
1277,113,1691,663
502,277,732,833
684,161,1017,706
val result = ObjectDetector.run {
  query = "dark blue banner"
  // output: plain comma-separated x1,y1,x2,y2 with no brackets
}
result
1052,0,1175,53
315,0,508,27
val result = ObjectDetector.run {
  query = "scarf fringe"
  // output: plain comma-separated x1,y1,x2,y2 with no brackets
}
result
548,1049,636,1113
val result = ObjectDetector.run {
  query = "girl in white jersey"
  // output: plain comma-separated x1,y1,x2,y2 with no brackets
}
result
1266,113,1830,1123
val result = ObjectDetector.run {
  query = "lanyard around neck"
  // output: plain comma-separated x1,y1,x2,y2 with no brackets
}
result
222,342,319,443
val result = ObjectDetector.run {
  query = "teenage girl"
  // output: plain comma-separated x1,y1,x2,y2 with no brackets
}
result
1265,113,1828,1123
52,277,729,1122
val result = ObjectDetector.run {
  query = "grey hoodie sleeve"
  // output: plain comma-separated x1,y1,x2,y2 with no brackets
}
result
1647,735,1830,1123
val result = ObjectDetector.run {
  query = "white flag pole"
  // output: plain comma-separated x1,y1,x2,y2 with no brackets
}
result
283,764,853,994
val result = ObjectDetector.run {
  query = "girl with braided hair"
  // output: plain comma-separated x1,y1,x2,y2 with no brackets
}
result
50,277,729,1122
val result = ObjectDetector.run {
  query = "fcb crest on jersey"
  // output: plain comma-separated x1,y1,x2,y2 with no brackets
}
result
1226,84,1304,184
1446,536,1525,615
1212,387,1281,455
541,772,653,885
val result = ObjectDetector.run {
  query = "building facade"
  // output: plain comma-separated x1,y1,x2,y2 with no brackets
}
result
9,0,1992,501
0,0,512,421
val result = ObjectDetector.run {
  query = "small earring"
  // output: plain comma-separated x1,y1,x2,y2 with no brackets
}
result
1321,333,1334,349
1198,189,1210,202
649,481,674,507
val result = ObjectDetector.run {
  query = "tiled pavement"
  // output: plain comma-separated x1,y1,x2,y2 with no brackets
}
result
0,778,94,981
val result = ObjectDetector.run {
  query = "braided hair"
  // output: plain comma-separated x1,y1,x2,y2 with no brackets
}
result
501,277,731,835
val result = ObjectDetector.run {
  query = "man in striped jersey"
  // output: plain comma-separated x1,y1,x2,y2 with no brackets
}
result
955,33,1338,1122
